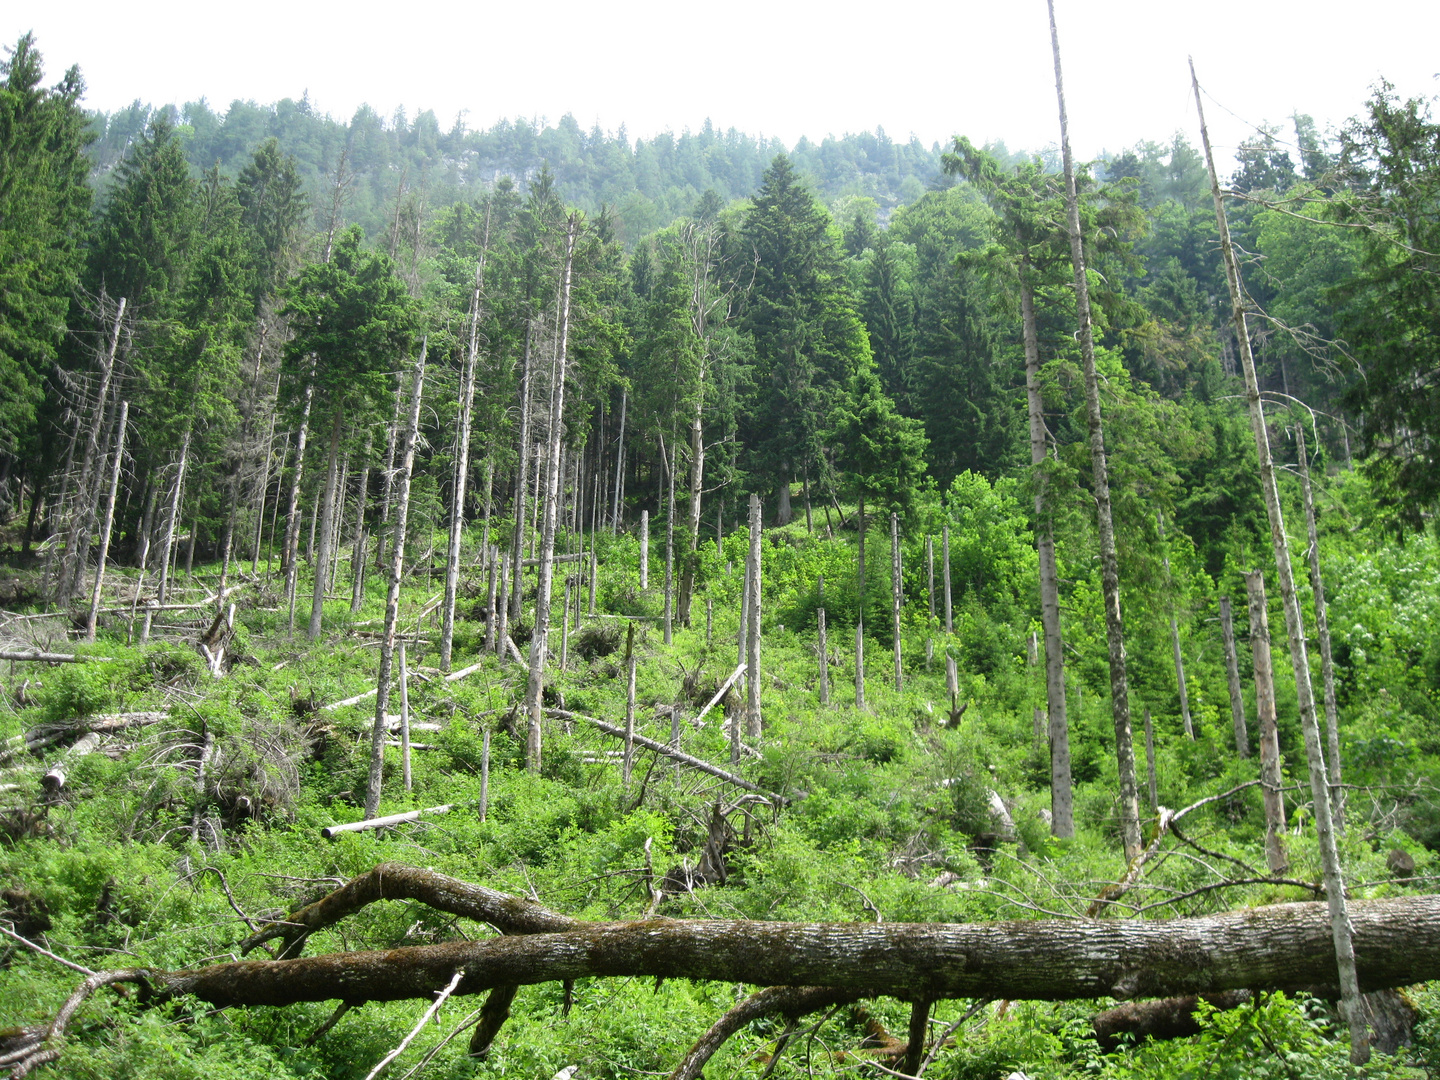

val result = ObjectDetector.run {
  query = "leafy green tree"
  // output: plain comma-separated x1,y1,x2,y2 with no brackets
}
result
283,226,418,637
739,155,870,520
0,34,92,494
1333,86,1440,523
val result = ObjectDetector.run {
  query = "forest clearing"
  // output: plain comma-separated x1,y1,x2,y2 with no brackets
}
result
4,10,1440,1080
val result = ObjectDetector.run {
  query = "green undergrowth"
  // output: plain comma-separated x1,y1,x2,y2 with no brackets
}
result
2,517,1439,1079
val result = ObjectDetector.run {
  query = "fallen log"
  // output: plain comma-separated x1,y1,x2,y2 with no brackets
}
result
17,865,1440,1078
320,804,456,839
546,708,791,804
41,732,102,795
0,650,116,664
41,886,1440,1008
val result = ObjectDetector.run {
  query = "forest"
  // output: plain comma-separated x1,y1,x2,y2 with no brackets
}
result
2,17,1440,1080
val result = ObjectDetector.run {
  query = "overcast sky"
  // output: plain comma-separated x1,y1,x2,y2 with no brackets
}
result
9,0,1438,163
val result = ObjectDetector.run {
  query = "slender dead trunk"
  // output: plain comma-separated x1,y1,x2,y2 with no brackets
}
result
1156,511,1194,738
817,605,830,707
374,379,402,569
308,413,344,639
283,376,315,633
1193,58,1364,1062
144,428,190,642
1296,423,1344,832
663,432,677,645
1048,0,1142,861
442,257,486,671
1143,707,1158,812
678,396,704,625
1220,596,1251,758
399,641,412,792
890,512,903,691
59,297,126,603
856,494,867,709
365,340,427,818
1246,570,1288,875
610,388,627,532
639,509,650,590
525,218,580,773
941,523,953,634
510,321,537,621
745,492,762,740
623,622,637,786
350,436,372,614
85,401,128,642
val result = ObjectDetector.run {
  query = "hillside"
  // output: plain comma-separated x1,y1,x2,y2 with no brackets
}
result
3,27,1440,1080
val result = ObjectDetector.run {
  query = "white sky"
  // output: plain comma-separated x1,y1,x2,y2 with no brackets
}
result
9,0,1439,163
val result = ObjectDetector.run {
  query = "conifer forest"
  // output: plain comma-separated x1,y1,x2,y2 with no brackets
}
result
5,17,1440,1080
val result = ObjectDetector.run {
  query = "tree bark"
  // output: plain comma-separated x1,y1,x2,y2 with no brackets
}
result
1157,511,1193,739
510,321,537,621
1246,570,1288,874
1193,59,1364,1062
744,492,762,740
1296,423,1344,832
365,341,426,819
84,401,128,643
442,256,486,671
282,376,314,631
1048,0,1141,861
610,388,626,532
890,512,903,692
80,875,1440,1009
1220,596,1250,758
525,219,579,773
308,414,344,639
639,509,649,590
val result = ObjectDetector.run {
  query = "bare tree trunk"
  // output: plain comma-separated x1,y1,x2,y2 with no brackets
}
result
1296,423,1344,833
1192,59,1364,1063
890,512,903,692
59,296,126,603
350,436,372,613
1246,570,1288,875
1220,596,1251,758
525,219,579,773
623,622,637,786
399,641,412,792
941,523,952,635
85,401,128,642
144,428,190,642
856,494,867,710
817,603,830,708
1157,510,1193,738
365,341,427,818
745,492,762,740
442,258,486,671
510,322,537,621
639,509,650,590
610,388,627,532
1143,707,1157,812
1047,0,1142,862
663,433,676,645
374,380,402,569
678,396,704,624
308,414,344,639
283,376,314,633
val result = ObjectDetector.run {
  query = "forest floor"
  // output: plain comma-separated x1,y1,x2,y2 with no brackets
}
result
1,525,1437,1080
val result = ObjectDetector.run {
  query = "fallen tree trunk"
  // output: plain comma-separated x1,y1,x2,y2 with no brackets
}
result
0,650,116,664
136,873,1440,1007
16,864,1440,1078
546,708,789,804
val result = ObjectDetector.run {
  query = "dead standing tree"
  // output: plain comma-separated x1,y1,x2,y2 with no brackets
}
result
524,216,580,773
1047,0,1143,861
364,340,426,819
1192,58,1365,1062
